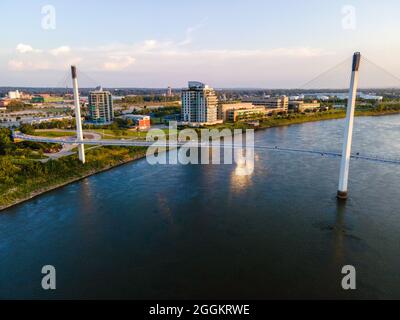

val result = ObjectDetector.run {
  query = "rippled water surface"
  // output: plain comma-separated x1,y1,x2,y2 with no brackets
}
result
1,115,400,299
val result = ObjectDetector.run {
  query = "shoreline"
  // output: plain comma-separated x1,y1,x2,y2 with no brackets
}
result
1,110,399,212
0,152,147,212
251,109,400,131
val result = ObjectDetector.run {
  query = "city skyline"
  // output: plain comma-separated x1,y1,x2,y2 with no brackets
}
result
1,0,400,87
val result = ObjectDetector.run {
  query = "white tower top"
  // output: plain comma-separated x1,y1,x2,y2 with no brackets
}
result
188,81,209,89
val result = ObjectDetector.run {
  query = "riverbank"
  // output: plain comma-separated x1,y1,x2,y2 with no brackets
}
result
212,108,400,131
0,147,147,211
258,109,400,129
1,108,400,212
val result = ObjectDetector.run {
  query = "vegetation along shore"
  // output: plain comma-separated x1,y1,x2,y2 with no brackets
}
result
1,104,400,211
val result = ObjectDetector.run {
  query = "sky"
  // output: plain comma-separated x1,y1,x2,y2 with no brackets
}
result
1,0,400,88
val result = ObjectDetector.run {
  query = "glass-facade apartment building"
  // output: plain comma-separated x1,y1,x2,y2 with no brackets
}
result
181,81,218,124
88,88,114,124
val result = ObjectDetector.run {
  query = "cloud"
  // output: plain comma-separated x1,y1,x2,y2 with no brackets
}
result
16,43,41,54
194,47,333,59
178,18,208,46
8,22,333,74
5,30,335,88
7,41,333,73
8,59,49,70
8,44,80,71
50,46,71,56
103,56,136,71
8,59,24,70
141,40,158,51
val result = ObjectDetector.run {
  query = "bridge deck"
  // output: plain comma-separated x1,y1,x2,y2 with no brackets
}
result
13,133,400,165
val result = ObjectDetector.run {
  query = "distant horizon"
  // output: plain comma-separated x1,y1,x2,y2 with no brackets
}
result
1,86,399,91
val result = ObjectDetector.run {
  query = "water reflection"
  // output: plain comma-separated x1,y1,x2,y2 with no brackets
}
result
230,149,257,193
156,193,175,227
78,178,95,213
333,200,346,266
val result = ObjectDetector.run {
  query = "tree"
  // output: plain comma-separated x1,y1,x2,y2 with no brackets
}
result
0,156,21,185
6,100,27,111
20,124,35,135
0,128,13,155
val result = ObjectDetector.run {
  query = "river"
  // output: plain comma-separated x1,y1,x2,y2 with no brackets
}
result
1,114,400,299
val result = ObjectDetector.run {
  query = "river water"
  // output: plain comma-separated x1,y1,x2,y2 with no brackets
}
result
1,115,400,299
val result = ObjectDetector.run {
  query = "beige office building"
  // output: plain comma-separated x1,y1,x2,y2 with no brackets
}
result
289,100,321,112
226,107,266,122
264,96,289,110
245,96,289,111
217,102,255,121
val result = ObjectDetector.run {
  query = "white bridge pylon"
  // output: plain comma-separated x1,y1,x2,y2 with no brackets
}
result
337,52,361,200
71,65,85,164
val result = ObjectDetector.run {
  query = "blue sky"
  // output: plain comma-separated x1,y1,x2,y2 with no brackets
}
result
1,0,400,87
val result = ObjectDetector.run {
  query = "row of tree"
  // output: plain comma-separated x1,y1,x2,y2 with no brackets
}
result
118,95,179,104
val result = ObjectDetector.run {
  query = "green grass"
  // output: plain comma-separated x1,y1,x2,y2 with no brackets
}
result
71,145,101,151
0,146,147,209
32,131,76,138
90,128,177,140
151,117,163,124
89,129,147,139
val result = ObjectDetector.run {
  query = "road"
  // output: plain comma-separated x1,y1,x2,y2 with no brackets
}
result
33,129,102,162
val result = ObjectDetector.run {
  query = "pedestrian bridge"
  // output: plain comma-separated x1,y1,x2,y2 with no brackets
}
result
13,132,400,166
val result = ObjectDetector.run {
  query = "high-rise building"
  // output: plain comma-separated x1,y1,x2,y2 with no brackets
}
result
166,86,173,97
8,90,20,100
88,87,114,124
181,81,218,124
